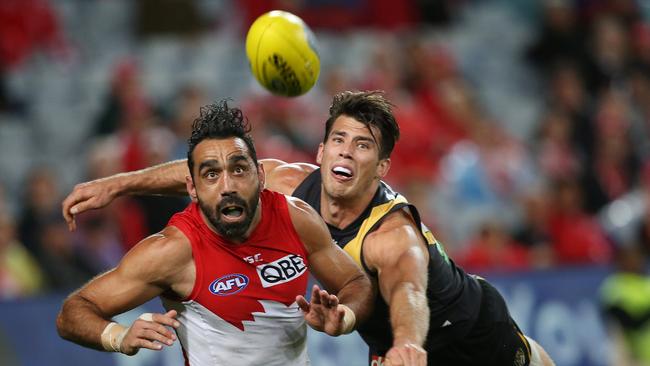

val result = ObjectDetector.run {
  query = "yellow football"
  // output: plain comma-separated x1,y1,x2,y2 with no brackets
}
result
245,10,320,97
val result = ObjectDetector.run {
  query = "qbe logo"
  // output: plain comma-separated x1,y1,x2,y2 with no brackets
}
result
209,274,249,296
257,254,307,288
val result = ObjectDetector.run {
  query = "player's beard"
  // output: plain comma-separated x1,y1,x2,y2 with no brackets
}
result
200,186,260,242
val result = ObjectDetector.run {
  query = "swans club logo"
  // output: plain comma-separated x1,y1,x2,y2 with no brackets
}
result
209,274,249,296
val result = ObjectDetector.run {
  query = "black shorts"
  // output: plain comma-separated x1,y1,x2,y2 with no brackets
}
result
427,278,531,366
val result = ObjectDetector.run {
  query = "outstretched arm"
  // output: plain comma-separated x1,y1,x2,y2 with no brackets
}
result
288,197,373,336
364,211,429,366
62,159,189,230
62,158,316,230
265,162,317,195
56,227,192,355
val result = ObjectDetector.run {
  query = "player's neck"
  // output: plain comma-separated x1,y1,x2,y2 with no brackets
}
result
320,182,378,229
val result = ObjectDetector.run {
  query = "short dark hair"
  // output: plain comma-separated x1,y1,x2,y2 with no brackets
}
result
187,100,257,175
324,90,400,159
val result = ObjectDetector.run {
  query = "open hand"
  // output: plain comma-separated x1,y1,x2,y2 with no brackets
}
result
119,310,180,355
61,177,121,231
384,343,427,366
296,285,354,336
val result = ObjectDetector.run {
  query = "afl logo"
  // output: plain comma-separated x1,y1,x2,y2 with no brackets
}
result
209,274,249,296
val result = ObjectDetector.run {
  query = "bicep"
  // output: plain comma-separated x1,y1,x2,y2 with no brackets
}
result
368,226,429,305
289,198,365,292
75,235,176,317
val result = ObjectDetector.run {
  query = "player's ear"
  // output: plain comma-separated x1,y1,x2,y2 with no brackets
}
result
257,162,265,191
376,158,390,179
186,175,198,202
316,143,324,164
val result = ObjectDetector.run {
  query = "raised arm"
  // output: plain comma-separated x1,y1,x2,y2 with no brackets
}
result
62,158,316,230
287,197,373,336
263,161,316,195
56,226,193,355
364,210,430,365
62,159,189,230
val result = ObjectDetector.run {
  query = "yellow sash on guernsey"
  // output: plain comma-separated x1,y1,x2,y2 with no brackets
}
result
341,194,448,270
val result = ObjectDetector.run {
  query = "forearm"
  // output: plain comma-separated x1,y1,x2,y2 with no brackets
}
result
56,294,114,351
115,159,189,196
333,273,374,326
389,282,429,347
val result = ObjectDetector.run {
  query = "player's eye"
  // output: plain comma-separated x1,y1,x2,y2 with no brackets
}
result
205,171,219,179
234,166,246,174
357,143,369,150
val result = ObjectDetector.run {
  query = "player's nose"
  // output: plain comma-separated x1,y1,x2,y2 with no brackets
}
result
220,173,237,194
339,142,353,159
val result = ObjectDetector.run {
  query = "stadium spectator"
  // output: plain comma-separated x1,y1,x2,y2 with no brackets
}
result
548,178,612,264
0,212,43,299
546,62,593,162
535,110,582,180
0,0,69,70
512,192,556,269
167,85,208,160
38,214,95,291
526,0,586,74
18,168,61,257
582,89,640,213
457,221,531,273
93,58,151,138
72,211,123,274
582,16,630,94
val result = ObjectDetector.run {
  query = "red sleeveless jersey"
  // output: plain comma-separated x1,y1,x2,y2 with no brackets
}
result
163,189,311,365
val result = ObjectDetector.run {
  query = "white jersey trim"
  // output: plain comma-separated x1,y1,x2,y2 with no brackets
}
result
162,298,310,366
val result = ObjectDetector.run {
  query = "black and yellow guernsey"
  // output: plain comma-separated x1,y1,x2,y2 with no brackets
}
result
293,169,483,358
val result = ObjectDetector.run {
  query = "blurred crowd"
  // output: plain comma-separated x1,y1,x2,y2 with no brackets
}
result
0,0,650,303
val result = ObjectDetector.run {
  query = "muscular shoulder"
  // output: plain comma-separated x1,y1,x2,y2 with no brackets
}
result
285,195,322,232
363,210,428,271
118,226,193,285
371,209,419,236
285,196,330,255
259,158,287,173
265,162,318,195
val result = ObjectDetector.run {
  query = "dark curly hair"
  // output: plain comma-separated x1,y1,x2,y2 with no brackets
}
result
324,90,399,160
187,100,257,176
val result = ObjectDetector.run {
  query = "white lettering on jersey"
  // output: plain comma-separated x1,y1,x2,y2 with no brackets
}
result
243,253,263,263
257,254,307,288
